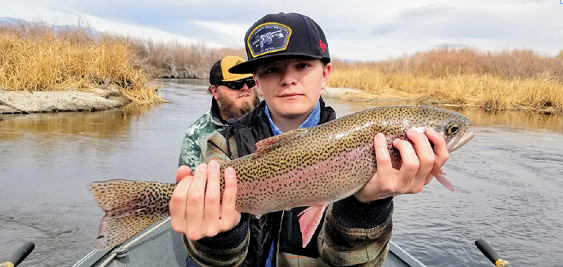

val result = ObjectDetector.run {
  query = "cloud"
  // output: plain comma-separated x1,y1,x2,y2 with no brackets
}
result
2,0,562,60
192,20,249,47
367,2,555,42
399,4,456,19
371,21,403,35
510,0,552,3
370,4,456,36
11,0,296,46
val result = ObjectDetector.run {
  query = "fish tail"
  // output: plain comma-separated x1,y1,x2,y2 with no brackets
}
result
89,179,174,250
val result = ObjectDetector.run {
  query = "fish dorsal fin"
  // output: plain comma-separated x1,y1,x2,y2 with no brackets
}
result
253,128,308,159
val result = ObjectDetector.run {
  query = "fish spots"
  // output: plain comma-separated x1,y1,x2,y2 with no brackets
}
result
89,180,175,250
221,105,471,214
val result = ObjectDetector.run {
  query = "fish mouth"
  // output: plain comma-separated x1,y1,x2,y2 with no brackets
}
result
446,130,475,152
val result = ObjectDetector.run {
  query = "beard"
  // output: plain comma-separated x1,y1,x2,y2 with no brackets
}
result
216,88,260,120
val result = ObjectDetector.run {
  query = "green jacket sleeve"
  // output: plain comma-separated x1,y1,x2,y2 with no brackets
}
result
181,131,251,266
178,132,202,170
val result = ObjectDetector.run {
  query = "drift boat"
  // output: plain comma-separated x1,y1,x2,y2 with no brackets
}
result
72,218,427,267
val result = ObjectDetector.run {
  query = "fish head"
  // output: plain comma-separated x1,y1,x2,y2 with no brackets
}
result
444,121,474,153
428,110,474,153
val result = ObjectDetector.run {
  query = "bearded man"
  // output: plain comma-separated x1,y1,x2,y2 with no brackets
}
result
179,56,260,169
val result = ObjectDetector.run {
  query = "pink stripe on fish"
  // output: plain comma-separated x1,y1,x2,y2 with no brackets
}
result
236,144,374,215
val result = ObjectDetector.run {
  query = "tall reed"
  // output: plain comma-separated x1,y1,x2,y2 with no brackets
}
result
0,22,164,104
0,21,246,104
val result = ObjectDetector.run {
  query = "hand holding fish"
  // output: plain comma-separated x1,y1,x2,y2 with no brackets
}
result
169,161,241,241
354,128,450,203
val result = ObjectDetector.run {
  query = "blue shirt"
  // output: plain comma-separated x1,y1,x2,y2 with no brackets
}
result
264,101,321,136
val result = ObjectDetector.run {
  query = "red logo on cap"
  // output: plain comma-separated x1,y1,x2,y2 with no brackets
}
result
319,40,326,52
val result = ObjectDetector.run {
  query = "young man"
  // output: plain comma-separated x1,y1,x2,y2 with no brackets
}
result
179,56,260,170
170,13,450,267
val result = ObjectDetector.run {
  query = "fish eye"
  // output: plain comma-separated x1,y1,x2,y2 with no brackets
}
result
447,123,460,135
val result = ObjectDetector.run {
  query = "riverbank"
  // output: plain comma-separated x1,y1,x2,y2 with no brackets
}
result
0,23,166,113
324,85,563,114
2,84,559,115
0,86,131,114
0,86,351,114
322,87,448,105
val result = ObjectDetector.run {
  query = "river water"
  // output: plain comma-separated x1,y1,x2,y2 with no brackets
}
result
1,79,562,266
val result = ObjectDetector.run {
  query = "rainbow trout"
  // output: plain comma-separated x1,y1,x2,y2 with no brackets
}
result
89,105,474,250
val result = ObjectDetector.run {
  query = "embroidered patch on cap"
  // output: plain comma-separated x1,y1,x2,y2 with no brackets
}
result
247,23,291,58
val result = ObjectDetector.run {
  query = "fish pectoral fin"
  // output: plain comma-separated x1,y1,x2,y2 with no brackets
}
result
432,168,455,192
253,128,308,159
298,204,327,248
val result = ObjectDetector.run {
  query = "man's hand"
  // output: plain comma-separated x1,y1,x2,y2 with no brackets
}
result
170,161,241,240
354,128,449,203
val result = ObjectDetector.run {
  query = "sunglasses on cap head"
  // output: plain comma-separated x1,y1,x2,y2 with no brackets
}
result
218,77,256,90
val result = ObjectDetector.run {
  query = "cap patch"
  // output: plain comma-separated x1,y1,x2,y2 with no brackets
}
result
247,23,291,58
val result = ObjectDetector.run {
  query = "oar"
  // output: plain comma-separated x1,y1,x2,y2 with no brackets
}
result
475,238,511,267
0,241,35,267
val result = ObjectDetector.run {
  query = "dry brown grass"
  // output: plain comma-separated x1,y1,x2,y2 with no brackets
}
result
330,47,563,112
0,22,165,104
119,35,245,79
0,21,246,104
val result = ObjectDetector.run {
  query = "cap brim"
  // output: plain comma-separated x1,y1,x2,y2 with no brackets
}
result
229,53,323,74
221,73,253,82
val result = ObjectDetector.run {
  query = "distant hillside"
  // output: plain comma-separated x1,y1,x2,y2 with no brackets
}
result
0,17,25,25
0,17,103,38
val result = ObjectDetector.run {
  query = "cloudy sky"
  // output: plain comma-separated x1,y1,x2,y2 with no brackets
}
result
1,0,561,61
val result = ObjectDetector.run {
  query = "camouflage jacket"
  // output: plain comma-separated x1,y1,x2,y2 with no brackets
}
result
183,99,394,267
179,97,228,169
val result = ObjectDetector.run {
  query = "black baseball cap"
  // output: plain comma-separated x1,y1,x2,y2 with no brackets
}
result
209,56,253,84
229,12,330,74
